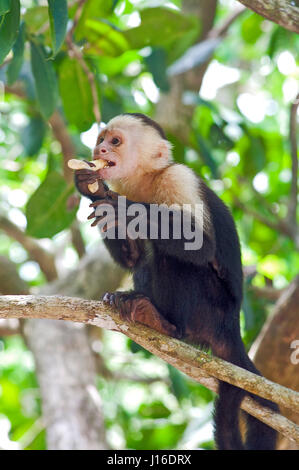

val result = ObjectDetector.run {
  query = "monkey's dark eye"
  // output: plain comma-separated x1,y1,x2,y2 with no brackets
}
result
111,137,121,146
98,136,104,144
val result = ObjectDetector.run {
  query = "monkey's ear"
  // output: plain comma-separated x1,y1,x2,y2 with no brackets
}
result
156,141,172,160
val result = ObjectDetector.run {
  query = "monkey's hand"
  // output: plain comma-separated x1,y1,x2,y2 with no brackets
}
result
88,191,145,235
75,169,108,200
88,190,124,230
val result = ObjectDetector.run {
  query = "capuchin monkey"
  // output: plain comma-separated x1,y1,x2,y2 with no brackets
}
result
75,113,278,450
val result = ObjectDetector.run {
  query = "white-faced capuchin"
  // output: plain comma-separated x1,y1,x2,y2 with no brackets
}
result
74,113,279,450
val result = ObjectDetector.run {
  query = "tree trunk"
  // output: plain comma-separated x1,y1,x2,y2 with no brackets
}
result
250,276,299,449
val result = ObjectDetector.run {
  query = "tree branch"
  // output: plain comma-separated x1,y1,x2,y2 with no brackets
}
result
209,5,246,39
250,275,299,449
49,111,75,184
237,0,299,34
0,215,57,282
249,285,285,302
5,84,87,258
287,92,299,235
1,294,299,444
233,197,295,241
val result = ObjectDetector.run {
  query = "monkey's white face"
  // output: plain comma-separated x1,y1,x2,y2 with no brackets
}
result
93,127,135,180
93,116,172,182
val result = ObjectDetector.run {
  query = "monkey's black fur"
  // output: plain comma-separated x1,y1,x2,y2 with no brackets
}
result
75,116,278,450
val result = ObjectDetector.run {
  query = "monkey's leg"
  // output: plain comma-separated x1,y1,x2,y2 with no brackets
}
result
102,291,178,337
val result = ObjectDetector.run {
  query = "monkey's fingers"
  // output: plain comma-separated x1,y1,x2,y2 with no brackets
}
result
88,211,111,222
89,211,113,225
101,219,119,233
76,173,99,184
88,211,119,231
89,200,109,208
75,168,96,177
91,217,101,227
87,211,96,220
90,200,118,212
90,217,118,234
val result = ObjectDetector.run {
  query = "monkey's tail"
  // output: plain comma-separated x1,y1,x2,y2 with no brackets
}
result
213,345,279,450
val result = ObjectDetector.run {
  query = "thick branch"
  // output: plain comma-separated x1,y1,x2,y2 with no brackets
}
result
250,275,299,449
1,294,299,444
237,0,299,34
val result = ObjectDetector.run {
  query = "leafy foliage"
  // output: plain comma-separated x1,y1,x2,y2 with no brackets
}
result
47,0,68,57
0,0,20,64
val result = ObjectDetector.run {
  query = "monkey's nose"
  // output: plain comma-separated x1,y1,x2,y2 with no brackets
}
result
93,146,107,159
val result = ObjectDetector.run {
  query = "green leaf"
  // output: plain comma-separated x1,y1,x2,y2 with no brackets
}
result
241,13,263,44
6,20,25,85
30,41,58,119
101,94,123,122
195,133,219,179
167,365,189,400
96,50,140,76
26,170,76,238
21,115,47,156
0,0,20,64
124,8,197,50
0,0,11,16
47,0,68,56
139,401,171,419
128,340,152,358
209,124,234,151
145,48,170,92
58,57,95,132
85,19,130,56
75,0,114,39
24,6,48,34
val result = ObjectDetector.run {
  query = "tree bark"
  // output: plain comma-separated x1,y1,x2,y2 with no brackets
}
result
25,319,107,450
237,0,299,34
1,293,299,445
250,275,299,449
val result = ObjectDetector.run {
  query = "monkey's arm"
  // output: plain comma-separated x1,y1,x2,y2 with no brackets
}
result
75,170,145,269
90,194,216,267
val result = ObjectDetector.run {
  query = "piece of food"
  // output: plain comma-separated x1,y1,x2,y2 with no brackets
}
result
67,158,106,192
87,181,100,193
68,158,106,170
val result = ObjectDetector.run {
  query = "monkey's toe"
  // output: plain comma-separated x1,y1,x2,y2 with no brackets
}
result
102,291,134,318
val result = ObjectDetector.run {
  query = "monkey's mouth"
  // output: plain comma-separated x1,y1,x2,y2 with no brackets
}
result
92,158,116,169
103,161,116,168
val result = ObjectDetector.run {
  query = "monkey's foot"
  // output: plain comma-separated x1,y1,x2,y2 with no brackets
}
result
102,291,177,337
